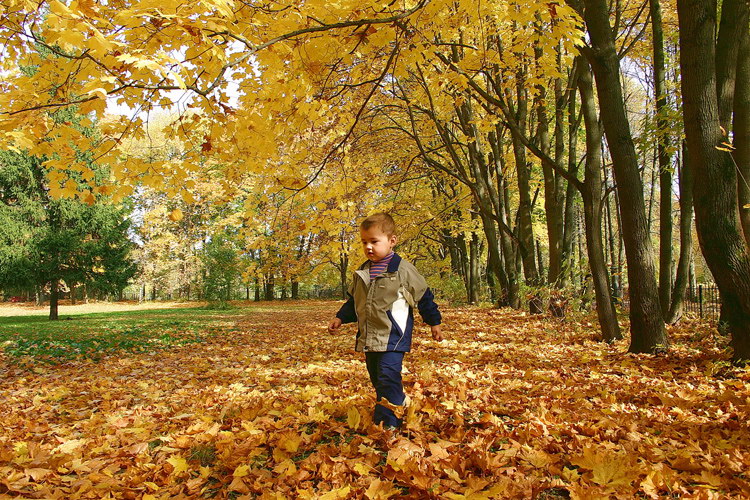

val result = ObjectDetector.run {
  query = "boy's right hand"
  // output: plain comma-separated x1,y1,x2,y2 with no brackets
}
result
328,318,342,333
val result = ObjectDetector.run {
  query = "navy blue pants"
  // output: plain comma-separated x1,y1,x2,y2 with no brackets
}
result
365,351,406,427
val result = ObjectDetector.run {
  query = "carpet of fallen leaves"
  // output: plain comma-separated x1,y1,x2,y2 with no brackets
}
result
1,301,750,499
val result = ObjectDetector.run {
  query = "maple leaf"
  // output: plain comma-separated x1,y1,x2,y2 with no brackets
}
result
571,447,637,488
166,456,189,475
365,479,401,499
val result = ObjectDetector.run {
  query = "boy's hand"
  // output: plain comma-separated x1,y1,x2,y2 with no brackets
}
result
431,324,444,342
328,318,342,334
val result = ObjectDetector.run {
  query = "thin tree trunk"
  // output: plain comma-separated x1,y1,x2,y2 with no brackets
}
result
581,0,668,353
49,279,59,320
652,0,675,318
511,71,541,290
535,48,564,286
469,232,480,304
578,62,623,342
562,89,581,287
666,144,695,323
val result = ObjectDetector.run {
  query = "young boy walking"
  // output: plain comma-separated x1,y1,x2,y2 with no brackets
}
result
328,213,443,429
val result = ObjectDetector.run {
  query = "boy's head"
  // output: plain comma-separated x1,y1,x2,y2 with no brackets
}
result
360,213,397,262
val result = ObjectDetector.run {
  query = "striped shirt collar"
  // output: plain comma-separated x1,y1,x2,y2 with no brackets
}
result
368,252,394,280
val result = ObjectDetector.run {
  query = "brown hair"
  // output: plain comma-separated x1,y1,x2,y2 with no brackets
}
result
360,212,396,236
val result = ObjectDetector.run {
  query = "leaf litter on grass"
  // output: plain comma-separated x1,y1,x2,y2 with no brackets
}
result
0,301,749,498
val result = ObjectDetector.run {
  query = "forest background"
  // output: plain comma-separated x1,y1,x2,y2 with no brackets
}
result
1,0,749,363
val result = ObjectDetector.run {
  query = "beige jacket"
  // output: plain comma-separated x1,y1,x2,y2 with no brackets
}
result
335,253,441,352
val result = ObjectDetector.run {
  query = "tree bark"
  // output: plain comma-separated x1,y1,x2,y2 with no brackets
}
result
734,2,750,246
511,71,541,290
678,0,750,363
49,279,59,320
666,144,694,323
582,0,668,353
578,63,623,342
562,88,581,287
535,47,564,286
651,0,674,318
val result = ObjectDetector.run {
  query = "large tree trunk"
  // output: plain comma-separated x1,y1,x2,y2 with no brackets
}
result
582,0,668,353
578,62,623,342
678,0,750,363
651,0,674,318
49,279,59,321
735,2,750,246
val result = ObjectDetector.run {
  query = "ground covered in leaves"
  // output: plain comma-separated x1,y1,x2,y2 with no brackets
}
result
1,301,749,499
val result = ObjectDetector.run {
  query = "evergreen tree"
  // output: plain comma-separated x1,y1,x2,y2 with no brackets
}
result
0,150,137,319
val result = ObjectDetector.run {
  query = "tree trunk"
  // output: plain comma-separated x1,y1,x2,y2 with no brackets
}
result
578,62,623,342
49,279,59,320
582,0,668,353
562,88,581,287
735,2,750,246
651,0,675,318
666,144,695,323
535,49,564,286
265,275,275,301
339,254,348,300
511,73,541,289
291,280,299,300
678,0,750,363
469,231,480,304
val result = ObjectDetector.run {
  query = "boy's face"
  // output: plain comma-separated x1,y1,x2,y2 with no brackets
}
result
360,226,397,262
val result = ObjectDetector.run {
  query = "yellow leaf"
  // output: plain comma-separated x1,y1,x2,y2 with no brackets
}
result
55,438,85,455
277,431,303,453
353,462,371,475
347,407,361,430
143,496,157,500
233,464,249,477
365,479,400,499
167,456,188,475
320,486,351,500
169,209,184,222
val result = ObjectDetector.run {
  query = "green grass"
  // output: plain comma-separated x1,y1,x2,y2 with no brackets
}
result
0,306,247,365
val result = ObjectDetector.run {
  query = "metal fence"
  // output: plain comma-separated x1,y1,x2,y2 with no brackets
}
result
623,284,720,322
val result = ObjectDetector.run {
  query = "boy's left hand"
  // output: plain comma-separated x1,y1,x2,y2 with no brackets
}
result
431,324,444,342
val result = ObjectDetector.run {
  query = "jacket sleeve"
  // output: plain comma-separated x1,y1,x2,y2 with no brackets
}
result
403,263,442,326
417,287,442,326
335,293,357,324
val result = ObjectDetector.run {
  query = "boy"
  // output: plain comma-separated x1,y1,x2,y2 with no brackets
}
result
328,213,443,429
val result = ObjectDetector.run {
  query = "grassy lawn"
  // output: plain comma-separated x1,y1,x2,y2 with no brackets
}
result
0,303,249,364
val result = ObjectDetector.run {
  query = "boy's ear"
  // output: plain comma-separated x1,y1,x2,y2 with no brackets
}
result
390,234,398,245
